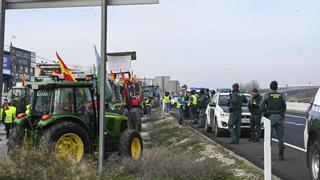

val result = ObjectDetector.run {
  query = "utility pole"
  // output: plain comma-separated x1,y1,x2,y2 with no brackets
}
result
98,0,107,173
0,1,5,105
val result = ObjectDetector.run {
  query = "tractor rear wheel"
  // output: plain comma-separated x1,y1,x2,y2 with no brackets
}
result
39,121,91,162
119,129,143,160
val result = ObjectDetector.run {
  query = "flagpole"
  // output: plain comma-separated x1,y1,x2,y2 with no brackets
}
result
98,0,108,173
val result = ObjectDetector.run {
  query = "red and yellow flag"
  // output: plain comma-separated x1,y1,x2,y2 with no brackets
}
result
52,69,60,76
56,52,77,82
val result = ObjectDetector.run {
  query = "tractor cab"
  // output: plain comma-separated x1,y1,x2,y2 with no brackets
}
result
9,85,32,114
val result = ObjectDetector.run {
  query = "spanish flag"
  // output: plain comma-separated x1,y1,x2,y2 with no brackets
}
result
52,69,60,76
56,52,77,82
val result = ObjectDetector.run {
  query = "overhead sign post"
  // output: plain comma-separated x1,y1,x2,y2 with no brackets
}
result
1,0,159,173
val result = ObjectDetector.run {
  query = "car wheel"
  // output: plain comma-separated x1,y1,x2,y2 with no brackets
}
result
214,119,222,137
309,140,320,180
119,129,143,160
205,121,212,132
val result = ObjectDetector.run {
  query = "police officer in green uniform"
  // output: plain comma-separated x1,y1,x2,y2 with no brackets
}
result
228,83,247,144
248,88,262,142
198,89,207,128
260,81,286,160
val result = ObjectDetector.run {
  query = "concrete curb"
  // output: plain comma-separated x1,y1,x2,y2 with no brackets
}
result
170,112,281,180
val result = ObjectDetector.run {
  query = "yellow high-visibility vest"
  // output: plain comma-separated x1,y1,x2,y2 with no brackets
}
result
4,109,13,124
191,94,198,105
9,106,17,118
0,108,3,121
177,97,184,109
163,95,171,104
25,104,31,115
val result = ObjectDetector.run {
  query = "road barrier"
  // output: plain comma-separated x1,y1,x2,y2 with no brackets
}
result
286,102,309,112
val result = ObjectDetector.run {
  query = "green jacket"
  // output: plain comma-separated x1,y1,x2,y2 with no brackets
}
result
229,91,247,112
248,95,262,115
198,94,207,109
260,91,286,116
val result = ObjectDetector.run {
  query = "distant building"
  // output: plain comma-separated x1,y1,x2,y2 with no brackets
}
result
167,80,181,93
2,51,11,92
10,46,36,84
155,76,170,93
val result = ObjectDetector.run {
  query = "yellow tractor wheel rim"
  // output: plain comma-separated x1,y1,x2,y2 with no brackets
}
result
55,133,84,162
131,137,142,160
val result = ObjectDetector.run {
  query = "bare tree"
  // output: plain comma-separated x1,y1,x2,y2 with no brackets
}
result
240,80,260,92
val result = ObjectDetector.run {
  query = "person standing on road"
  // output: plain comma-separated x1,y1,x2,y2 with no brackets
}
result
163,92,171,114
177,92,186,127
3,104,13,139
248,88,262,142
210,90,216,102
189,90,198,124
198,89,208,128
260,81,286,160
8,102,17,119
145,97,152,117
228,83,247,144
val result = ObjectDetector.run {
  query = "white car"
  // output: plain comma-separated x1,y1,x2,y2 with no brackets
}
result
205,92,256,137
304,88,320,180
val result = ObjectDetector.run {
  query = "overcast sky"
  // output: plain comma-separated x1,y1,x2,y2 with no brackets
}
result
4,0,320,89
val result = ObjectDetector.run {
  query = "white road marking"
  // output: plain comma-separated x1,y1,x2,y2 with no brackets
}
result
271,138,306,152
284,121,305,126
286,114,306,119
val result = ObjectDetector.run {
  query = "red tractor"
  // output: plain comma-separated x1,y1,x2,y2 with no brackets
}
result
109,71,143,131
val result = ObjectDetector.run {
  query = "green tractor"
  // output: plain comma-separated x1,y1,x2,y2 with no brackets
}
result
8,81,143,162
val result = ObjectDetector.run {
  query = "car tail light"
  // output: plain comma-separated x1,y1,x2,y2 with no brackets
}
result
17,113,26,119
41,114,52,121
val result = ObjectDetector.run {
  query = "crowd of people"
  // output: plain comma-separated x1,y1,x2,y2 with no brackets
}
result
162,80,287,161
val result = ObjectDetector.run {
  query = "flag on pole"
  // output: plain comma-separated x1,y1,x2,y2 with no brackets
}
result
52,70,60,76
56,52,77,82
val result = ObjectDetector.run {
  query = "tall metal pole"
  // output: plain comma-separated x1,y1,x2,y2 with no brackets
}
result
99,0,107,173
0,1,6,106
263,116,272,180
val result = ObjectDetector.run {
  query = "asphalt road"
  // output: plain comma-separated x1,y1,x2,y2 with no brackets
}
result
171,108,309,180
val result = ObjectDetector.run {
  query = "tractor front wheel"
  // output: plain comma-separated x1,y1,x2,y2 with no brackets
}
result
39,121,91,162
119,129,143,160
